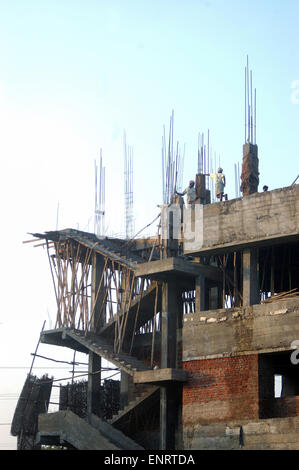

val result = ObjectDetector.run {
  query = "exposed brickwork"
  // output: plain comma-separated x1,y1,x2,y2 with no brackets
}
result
183,355,259,424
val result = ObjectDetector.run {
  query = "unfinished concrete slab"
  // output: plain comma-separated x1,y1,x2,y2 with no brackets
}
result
134,368,188,385
184,185,299,255
136,256,221,282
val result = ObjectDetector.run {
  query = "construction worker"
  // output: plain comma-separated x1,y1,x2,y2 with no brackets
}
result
208,168,227,201
175,180,196,206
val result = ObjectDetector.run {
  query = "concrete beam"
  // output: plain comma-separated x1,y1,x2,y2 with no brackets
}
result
134,368,188,385
136,257,221,282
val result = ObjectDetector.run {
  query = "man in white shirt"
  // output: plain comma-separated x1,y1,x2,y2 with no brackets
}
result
176,180,196,206
208,168,227,201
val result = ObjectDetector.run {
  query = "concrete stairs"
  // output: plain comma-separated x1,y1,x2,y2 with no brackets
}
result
108,385,160,427
65,329,151,376
99,282,161,341
37,410,144,450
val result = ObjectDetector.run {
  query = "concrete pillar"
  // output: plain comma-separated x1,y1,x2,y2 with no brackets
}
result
161,203,181,258
209,285,219,310
160,280,182,450
160,385,178,450
243,248,259,306
87,352,102,417
91,253,105,333
87,253,105,418
195,274,206,312
195,173,206,205
161,280,180,369
120,371,129,409
240,143,259,196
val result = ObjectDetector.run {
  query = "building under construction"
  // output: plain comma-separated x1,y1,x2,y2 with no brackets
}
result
12,62,299,451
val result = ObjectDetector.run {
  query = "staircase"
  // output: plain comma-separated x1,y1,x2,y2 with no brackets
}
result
65,329,151,376
37,410,144,450
99,282,161,342
108,385,160,427
32,228,166,449
36,228,162,449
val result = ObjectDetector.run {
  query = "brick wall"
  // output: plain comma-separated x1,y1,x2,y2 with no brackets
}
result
182,355,259,424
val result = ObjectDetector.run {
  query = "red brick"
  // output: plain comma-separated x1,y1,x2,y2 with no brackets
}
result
182,355,259,424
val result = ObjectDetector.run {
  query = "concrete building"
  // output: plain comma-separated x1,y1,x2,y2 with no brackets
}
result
14,164,299,450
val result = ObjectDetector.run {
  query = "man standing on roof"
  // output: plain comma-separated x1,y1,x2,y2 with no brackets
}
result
175,180,196,206
208,168,227,201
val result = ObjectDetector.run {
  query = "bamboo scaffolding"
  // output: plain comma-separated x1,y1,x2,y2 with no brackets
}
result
118,272,136,353
261,288,299,304
87,256,108,330
129,278,145,355
93,267,114,334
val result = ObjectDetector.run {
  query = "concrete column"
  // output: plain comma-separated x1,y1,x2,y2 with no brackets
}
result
240,143,259,196
209,285,219,310
91,253,105,333
243,248,259,306
160,385,178,450
161,280,180,369
195,274,206,312
120,371,129,409
161,203,181,258
160,280,182,450
87,253,105,418
87,352,102,417
195,173,206,205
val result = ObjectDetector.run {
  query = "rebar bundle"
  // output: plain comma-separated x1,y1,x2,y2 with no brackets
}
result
58,379,120,421
11,374,53,449
162,110,185,204
100,379,120,420
124,131,134,239
198,129,221,203
94,149,106,237
245,55,256,144
59,380,88,418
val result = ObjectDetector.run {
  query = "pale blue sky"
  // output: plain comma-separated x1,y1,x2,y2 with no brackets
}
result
0,0,298,449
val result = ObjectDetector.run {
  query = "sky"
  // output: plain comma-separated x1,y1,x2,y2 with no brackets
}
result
0,0,298,449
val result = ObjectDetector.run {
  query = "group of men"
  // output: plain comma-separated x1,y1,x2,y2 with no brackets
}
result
177,169,270,206
176,168,227,205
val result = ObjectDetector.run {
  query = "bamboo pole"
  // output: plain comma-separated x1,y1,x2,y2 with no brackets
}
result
129,278,145,355
119,272,136,352
46,241,59,327
73,247,93,329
